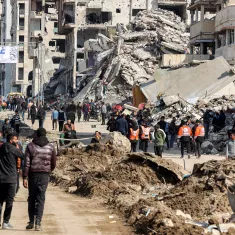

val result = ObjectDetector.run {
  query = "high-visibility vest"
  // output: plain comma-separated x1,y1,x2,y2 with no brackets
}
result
130,128,139,140
141,126,150,139
178,125,192,137
194,125,205,138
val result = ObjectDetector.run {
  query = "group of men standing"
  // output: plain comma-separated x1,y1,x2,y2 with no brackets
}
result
0,128,56,231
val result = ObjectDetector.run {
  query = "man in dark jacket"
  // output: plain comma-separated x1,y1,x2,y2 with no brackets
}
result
23,128,56,231
0,133,23,229
77,102,82,122
116,114,128,136
21,101,27,122
107,115,117,132
67,110,76,124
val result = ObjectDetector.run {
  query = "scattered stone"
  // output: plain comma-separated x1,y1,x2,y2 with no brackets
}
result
162,218,174,227
68,186,77,194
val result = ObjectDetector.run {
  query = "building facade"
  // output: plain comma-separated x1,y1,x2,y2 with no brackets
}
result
0,0,13,96
11,0,34,96
28,0,65,96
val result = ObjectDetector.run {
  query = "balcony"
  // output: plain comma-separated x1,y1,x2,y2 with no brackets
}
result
190,20,215,43
30,11,42,19
215,6,235,32
63,0,75,4
28,45,37,59
19,26,25,30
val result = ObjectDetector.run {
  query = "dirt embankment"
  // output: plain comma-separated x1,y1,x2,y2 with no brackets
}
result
52,144,234,234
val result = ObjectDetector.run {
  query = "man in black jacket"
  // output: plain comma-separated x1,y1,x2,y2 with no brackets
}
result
0,133,23,229
23,128,56,231
116,114,128,136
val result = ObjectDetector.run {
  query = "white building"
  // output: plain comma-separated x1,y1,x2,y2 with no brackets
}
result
0,0,13,96
11,0,34,96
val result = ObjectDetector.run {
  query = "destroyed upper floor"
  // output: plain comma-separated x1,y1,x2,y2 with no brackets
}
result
56,0,187,34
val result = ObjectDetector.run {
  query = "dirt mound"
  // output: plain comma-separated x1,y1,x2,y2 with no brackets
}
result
52,147,209,234
161,160,234,220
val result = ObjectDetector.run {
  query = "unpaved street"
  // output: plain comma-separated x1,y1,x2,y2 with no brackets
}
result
2,183,133,235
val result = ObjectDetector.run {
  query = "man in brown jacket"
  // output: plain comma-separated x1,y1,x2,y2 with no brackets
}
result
23,128,56,231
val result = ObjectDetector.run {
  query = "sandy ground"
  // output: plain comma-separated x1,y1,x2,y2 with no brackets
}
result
2,183,133,235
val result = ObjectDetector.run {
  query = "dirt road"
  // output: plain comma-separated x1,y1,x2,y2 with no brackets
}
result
2,184,133,235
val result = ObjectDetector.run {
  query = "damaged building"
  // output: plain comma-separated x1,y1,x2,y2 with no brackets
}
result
47,0,188,96
28,0,65,96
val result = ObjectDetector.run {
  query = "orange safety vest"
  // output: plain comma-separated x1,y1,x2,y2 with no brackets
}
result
194,125,205,138
141,126,150,139
178,125,192,137
130,128,139,141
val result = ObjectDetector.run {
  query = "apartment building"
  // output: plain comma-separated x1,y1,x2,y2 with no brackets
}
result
10,0,34,96
28,0,65,96
215,0,235,64
52,0,164,95
0,0,12,96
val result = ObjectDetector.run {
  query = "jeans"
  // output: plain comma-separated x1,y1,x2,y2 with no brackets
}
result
31,115,36,125
154,146,164,157
22,111,25,121
59,121,64,132
165,133,170,149
101,113,106,125
16,172,20,194
0,183,16,223
28,173,49,225
15,124,20,134
196,137,204,157
77,112,81,122
131,141,138,152
141,139,149,152
39,119,44,128
181,141,190,157
170,134,176,148
52,119,58,130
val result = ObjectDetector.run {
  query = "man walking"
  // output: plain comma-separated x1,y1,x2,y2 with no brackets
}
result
21,101,27,122
116,114,128,136
51,108,59,130
0,133,23,229
154,124,166,158
178,120,192,159
77,102,82,122
23,128,56,231
11,110,21,134
58,108,66,132
194,120,205,158
139,122,151,152
101,102,107,125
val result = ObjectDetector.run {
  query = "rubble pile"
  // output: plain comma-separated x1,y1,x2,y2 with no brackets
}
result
52,142,235,234
75,9,189,103
151,95,202,125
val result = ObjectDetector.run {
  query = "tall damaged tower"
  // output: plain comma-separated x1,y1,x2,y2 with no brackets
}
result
28,0,65,97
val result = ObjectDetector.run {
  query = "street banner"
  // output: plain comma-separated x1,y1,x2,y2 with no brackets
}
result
0,46,18,63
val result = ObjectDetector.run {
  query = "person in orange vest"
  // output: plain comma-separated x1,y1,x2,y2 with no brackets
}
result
178,120,192,158
139,122,151,152
129,122,139,152
194,120,205,158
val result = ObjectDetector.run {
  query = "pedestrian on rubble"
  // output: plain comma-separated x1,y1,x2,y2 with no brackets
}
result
58,108,66,132
218,110,226,130
11,110,21,134
30,103,37,128
107,115,117,132
23,128,56,231
178,120,192,159
158,116,170,150
154,124,166,158
51,108,59,130
91,131,102,144
2,119,13,139
37,105,45,128
0,132,24,229
194,120,205,158
69,101,76,113
67,109,76,124
203,109,212,139
226,130,235,159
101,102,107,125
189,120,196,154
116,114,128,136
77,102,82,122
21,101,27,122
129,121,139,152
139,122,151,152
169,117,177,148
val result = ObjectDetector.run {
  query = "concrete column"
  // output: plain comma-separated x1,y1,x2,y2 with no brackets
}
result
216,5,220,12
190,46,194,54
221,3,224,9
200,5,205,23
226,29,229,45
195,8,199,22
200,42,204,54
190,11,194,24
